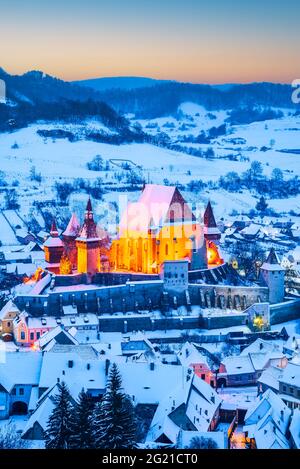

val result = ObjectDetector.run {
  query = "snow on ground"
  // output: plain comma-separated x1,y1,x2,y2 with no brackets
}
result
219,386,258,410
0,415,29,432
271,318,300,337
0,105,299,223
0,213,19,245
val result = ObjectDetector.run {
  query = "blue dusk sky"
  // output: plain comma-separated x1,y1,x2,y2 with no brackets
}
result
0,0,299,82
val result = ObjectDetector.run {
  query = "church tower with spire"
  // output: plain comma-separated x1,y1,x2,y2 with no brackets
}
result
63,213,80,270
76,198,101,276
260,248,285,304
43,219,65,273
203,201,223,266
203,201,221,243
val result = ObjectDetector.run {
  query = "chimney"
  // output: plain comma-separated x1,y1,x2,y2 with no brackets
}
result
150,361,155,371
105,359,110,376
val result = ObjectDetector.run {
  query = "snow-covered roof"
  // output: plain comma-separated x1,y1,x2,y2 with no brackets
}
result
241,338,281,356
283,336,300,354
3,251,31,262
26,312,98,330
7,263,36,276
261,248,284,271
43,236,64,248
249,352,285,371
240,223,261,237
244,389,291,436
252,420,290,449
29,272,51,295
15,228,31,238
221,355,254,375
121,338,154,354
38,325,78,349
117,362,186,405
23,388,56,436
119,184,194,236
278,362,300,388
39,350,106,392
0,351,43,392
258,366,282,392
92,342,122,357
0,299,20,321
146,372,221,444
177,342,211,369
289,408,300,449
22,241,42,252
63,213,80,238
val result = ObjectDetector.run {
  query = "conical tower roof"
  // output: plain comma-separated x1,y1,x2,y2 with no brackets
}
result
266,247,280,265
44,218,64,248
86,197,93,212
63,213,80,238
261,248,284,271
77,197,99,240
50,218,59,237
203,201,221,241
204,201,217,228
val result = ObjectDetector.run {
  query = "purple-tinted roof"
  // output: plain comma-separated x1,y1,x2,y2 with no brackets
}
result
119,184,194,235
204,201,217,228
86,197,93,212
63,213,80,238
50,219,59,236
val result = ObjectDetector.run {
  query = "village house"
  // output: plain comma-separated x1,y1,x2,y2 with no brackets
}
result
278,362,300,410
37,345,107,399
243,389,291,449
22,380,83,441
0,299,21,338
217,349,287,388
0,352,42,418
146,371,222,445
177,341,217,386
258,366,283,394
289,408,300,449
12,311,99,347
36,325,79,350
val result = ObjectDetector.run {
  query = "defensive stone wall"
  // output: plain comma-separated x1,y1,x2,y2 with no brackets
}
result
270,298,300,324
188,284,269,310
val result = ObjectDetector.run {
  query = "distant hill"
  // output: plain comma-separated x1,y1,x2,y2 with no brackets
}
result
93,81,297,118
0,68,128,133
0,68,100,105
73,76,170,92
0,68,297,127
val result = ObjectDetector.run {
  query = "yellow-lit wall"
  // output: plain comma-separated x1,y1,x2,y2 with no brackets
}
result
110,222,201,274
77,240,101,275
0,310,17,335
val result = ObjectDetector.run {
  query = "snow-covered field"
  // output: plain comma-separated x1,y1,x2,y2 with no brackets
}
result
0,102,299,224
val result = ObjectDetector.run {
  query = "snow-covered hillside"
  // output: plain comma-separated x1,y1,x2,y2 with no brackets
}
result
0,102,299,226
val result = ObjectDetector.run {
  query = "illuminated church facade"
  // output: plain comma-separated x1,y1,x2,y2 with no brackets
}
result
43,184,223,276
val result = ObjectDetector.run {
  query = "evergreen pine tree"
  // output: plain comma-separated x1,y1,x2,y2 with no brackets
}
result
69,389,95,449
45,381,73,449
256,196,268,213
93,363,137,449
